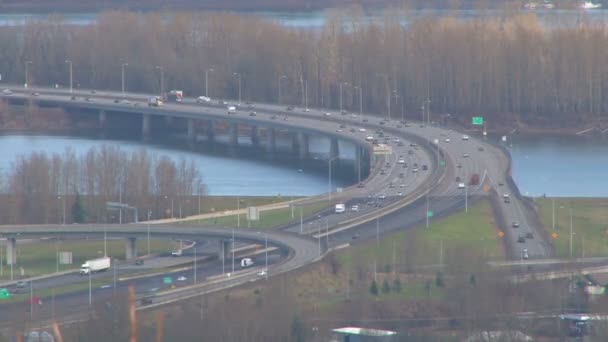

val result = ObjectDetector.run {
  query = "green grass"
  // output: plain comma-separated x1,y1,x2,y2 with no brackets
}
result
338,199,503,269
0,239,174,280
185,202,329,230
537,198,608,258
196,196,300,215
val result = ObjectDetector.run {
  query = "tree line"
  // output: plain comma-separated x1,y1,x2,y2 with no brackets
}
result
0,145,205,224
0,9,606,128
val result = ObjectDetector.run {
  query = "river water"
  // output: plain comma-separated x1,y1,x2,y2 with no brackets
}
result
2,9,608,28
0,133,604,197
0,134,353,196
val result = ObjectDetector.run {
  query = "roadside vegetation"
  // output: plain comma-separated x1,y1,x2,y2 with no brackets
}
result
184,201,328,230
0,10,606,134
537,197,608,258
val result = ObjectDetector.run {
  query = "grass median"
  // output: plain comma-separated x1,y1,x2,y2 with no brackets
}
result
183,202,329,230
537,197,608,258
338,198,503,271
0,239,174,281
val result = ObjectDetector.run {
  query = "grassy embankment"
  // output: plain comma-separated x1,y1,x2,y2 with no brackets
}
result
231,199,502,312
185,199,329,231
0,239,175,281
537,198,608,258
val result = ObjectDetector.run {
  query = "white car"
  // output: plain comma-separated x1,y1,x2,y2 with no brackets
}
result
2,89,12,95
358,128,366,132
351,205,359,212
177,276,187,281
522,249,529,260
324,112,332,116
397,158,405,164
463,153,470,158
444,138,451,143
197,96,211,104
458,183,465,189
257,270,267,277
365,136,374,141
462,135,469,140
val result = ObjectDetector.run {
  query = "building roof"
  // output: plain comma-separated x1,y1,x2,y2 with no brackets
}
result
332,327,397,336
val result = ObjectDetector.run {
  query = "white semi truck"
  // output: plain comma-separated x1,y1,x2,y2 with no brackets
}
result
148,96,163,107
79,257,111,275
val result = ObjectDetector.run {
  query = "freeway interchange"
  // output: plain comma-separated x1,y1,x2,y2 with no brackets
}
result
0,85,551,327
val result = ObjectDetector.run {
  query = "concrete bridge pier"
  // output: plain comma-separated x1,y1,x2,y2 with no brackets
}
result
329,138,340,159
291,131,300,155
206,120,215,143
98,110,106,129
229,123,239,146
187,118,196,141
266,127,276,154
298,132,309,160
250,126,260,146
142,114,151,138
125,237,137,260
218,239,231,262
5,238,16,265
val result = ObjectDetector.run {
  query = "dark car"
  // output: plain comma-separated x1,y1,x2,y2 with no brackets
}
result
512,222,520,228
422,165,428,171
135,259,144,265
526,232,534,239
517,235,525,243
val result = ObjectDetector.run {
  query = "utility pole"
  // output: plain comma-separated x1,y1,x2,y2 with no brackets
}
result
299,207,303,234
304,80,308,111
65,60,73,93
231,229,235,274
552,198,555,231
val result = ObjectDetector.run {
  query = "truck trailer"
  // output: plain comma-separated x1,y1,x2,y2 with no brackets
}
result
167,90,183,102
80,257,111,275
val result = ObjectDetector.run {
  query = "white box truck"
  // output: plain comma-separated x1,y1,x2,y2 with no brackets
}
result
80,257,111,275
240,258,254,268
335,203,345,213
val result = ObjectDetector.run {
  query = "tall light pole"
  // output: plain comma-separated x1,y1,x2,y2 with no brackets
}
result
155,66,164,99
278,75,287,105
57,195,65,225
392,90,399,121
121,63,128,97
194,247,197,284
65,60,73,93
328,155,339,202
24,61,32,88
233,72,241,105
304,79,309,111
205,68,214,97
354,85,363,116
339,82,349,113
426,98,431,125
231,229,235,274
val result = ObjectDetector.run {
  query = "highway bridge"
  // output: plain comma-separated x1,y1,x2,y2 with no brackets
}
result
0,85,552,328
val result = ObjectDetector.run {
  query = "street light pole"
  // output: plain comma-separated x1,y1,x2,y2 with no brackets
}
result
233,72,241,105
147,223,151,256
328,156,338,202
194,247,197,284
231,229,235,274
25,61,32,88
65,60,73,93
278,75,287,105
304,79,308,111
354,86,363,116
155,66,164,99
205,68,214,98
264,233,268,279
121,63,128,97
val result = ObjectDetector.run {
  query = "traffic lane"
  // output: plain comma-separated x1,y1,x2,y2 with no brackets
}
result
0,251,285,326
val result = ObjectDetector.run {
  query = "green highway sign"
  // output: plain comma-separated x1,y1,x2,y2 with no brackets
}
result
427,211,434,218
472,117,484,125
163,277,173,285
0,288,10,299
